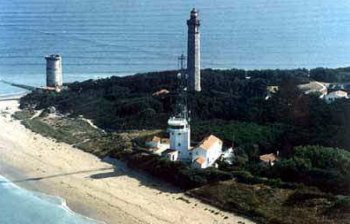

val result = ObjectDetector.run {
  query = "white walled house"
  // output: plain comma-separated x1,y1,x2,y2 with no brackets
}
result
324,90,348,103
145,136,170,155
167,117,191,161
161,149,179,161
192,135,223,169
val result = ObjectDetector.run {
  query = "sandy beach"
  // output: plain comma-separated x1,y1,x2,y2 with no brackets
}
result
0,99,254,224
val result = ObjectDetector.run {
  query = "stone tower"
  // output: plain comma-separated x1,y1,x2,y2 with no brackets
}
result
187,8,201,92
45,54,63,88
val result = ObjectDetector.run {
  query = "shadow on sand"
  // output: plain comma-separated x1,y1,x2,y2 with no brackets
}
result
94,157,181,193
0,167,113,183
0,157,181,193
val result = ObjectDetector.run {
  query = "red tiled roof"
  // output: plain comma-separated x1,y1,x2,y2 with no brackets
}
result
328,90,348,95
197,135,222,151
152,89,170,96
194,156,206,165
259,153,278,163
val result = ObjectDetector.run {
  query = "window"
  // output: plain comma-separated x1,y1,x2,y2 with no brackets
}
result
178,143,181,146
169,125,184,129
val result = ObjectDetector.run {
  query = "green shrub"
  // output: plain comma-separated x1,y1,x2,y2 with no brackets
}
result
126,153,233,189
294,145,350,175
273,145,350,194
331,196,350,212
285,188,331,205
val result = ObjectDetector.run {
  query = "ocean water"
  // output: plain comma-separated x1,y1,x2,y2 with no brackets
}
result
0,1,349,222
0,175,100,224
0,0,350,94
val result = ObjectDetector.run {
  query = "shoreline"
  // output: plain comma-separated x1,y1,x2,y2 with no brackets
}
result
0,171,104,224
0,99,254,224
0,92,29,101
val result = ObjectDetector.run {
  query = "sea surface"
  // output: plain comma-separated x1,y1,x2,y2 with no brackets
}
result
0,0,350,95
0,175,100,224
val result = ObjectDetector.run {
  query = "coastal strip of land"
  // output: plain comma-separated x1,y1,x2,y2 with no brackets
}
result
0,99,254,224
0,92,29,101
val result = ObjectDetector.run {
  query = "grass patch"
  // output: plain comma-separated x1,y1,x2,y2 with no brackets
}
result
14,113,79,144
12,110,131,158
77,133,132,158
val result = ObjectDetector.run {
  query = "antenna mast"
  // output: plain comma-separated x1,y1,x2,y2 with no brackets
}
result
175,54,189,121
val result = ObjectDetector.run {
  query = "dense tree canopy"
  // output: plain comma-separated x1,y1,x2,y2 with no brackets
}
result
310,67,350,83
271,146,350,194
20,67,350,153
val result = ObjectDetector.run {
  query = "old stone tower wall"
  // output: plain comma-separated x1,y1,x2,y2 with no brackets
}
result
187,9,201,92
45,54,63,88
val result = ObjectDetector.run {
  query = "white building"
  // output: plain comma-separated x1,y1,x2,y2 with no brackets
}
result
192,135,223,169
161,149,179,161
324,90,348,103
221,147,235,165
167,117,191,161
145,136,170,155
146,136,170,151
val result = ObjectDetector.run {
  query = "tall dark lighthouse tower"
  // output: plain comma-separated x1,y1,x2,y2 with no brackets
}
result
187,8,201,92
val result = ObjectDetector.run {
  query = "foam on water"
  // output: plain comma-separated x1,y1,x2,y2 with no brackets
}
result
0,175,103,224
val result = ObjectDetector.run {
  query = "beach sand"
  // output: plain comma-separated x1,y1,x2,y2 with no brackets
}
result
0,100,254,224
